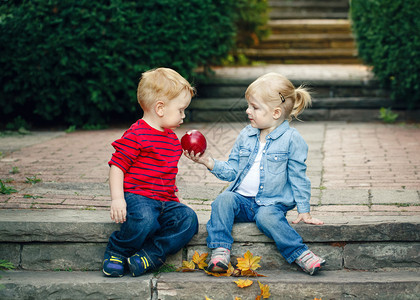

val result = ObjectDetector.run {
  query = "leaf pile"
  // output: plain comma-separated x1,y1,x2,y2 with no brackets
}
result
178,250,270,299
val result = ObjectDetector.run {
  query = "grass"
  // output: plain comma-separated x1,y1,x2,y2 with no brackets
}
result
0,260,14,271
25,175,42,185
0,179,17,195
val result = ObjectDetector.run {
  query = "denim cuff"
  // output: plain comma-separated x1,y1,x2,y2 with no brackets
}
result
207,242,232,250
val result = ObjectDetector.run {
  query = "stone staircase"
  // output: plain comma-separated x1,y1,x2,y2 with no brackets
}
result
241,0,361,64
191,65,420,123
1,209,419,299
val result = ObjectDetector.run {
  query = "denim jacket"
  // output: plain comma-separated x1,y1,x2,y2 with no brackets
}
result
211,121,311,213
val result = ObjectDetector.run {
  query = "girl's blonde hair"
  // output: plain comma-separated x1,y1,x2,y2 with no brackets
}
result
137,68,196,111
245,72,311,121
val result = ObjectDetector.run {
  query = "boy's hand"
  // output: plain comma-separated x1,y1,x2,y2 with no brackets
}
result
183,150,215,170
110,198,127,224
292,212,324,225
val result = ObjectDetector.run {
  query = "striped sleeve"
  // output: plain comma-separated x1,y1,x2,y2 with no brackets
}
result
109,132,142,172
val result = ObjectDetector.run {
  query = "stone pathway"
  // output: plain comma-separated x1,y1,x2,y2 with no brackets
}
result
1,122,419,220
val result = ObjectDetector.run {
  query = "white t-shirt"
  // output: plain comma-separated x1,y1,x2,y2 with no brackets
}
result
235,142,266,197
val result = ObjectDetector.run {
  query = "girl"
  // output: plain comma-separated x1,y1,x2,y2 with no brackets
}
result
185,72,325,275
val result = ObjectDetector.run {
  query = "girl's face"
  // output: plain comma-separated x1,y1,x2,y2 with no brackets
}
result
246,94,279,131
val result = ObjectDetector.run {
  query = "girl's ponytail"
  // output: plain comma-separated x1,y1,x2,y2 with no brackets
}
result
290,85,312,120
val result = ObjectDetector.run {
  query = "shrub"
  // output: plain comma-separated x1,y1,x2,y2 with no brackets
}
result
350,0,420,109
0,0,236,127
234,0,270,49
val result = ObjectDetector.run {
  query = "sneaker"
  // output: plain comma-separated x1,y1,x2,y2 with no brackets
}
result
295,250,326,275
102,255,126,277
127,252,153,277
207,247,230,272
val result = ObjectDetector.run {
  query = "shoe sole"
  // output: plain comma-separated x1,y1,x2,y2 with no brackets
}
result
207,261,229,273
102,269,124,277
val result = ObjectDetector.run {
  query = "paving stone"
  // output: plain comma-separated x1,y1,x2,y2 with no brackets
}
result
371,189,420,205
320,189,369,205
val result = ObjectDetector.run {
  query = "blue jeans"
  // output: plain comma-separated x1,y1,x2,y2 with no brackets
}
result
105,193,198,269
207,191,308,263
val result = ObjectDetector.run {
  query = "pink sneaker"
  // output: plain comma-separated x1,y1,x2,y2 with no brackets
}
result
207,247,230,272
295,250,326,275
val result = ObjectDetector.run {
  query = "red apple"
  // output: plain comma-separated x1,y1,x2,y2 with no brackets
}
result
181,130,207,154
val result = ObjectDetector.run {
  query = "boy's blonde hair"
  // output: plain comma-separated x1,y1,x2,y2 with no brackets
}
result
245,72,311,121
137,68,196,111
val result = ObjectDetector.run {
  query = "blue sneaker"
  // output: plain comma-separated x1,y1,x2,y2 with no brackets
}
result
127,252,154,277
102,255,126,277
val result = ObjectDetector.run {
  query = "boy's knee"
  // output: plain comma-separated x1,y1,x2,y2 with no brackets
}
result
185,207,199,228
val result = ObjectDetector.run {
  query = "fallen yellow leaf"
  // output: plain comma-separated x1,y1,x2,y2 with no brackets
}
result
236,250,261,272
241,269,266,277
258,281,271,299
176,260,196,272
192,251,208,270
205,263,235,277
234,278,253,288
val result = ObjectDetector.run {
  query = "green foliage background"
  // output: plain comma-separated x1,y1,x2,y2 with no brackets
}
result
0,0,240,127
350,0,420,108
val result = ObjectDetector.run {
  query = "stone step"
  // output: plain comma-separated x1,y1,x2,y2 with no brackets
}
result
255,33,356,50
1,210,419,272
268,0,349,20
187,97,412,122
196,75,385,99
248,20,359,64
268,19,352,35
241,48,359,64
1,269,419,299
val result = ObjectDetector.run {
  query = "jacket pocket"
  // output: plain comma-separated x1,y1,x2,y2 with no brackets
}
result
266,153,287,175
238,148,251,170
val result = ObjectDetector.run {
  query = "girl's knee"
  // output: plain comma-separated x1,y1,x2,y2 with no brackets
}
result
255,207,286,227
211,191,237,209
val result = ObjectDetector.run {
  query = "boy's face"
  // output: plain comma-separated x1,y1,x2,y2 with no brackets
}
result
161,89,192,130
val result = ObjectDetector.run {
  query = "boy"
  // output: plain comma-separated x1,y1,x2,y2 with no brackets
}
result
103,68,198,277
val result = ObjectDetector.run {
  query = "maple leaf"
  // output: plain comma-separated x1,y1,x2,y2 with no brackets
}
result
241,269,266,277
205,297,213,300
176,260,196,272
205,263,235,277
258,281,271,299
234,278,253,288
192,251,208,270
236,250,261,272
234,297,242,300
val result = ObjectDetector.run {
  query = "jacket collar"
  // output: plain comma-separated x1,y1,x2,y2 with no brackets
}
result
245,120,290,139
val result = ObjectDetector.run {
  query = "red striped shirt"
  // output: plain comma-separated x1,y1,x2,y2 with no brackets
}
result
109,119,182,202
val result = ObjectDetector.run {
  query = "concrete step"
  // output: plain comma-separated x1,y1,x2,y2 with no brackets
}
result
247,19,359,64
268,0,349,20
255,33,356,50
1,210,419,273
1,269,419,299
268,19,352,35
187,97,418,123
241,48,359,64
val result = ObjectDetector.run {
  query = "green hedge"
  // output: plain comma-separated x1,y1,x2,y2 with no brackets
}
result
0,0,236,127
350,0,420,108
